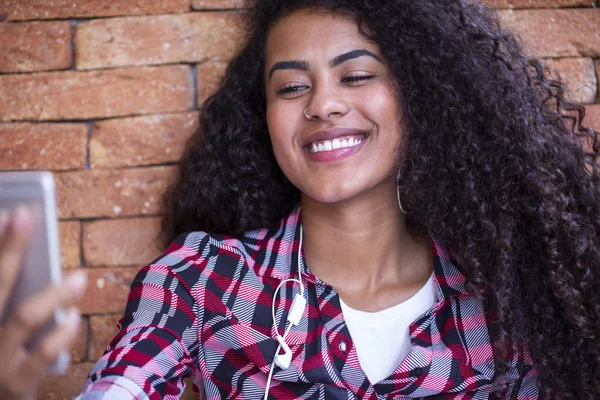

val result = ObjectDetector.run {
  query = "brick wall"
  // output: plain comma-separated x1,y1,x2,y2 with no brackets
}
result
0,0,598,399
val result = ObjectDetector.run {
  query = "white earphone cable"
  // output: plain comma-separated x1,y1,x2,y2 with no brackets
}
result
263,226,304,400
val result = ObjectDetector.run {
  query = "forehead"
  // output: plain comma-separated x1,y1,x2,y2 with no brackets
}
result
265,10,377,64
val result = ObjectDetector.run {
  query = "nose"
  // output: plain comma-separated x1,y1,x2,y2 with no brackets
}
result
304,80,350,121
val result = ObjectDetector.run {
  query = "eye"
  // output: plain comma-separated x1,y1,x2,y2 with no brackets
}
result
276,83,309,97
341,75,376,85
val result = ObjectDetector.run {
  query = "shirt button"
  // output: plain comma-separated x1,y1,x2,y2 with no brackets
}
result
338,340,347,353
411,367,423,377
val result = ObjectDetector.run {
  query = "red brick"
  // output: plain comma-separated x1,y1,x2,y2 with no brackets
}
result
83,217,163,267
483,0,592,8
88,314,121,360
2,0,189,21
37,362,94,400
596,59,600,102
59,221,81,269
575,104,599,154
78,266,140,314
584,104,600,132
498,9,600,58
75,12,243,70
197,61,227,105
0,123,87,171
0,21,72,73
545,58,596,104
191,0,245,9
0,66,194,121
55,166,177,219
90,112,199,168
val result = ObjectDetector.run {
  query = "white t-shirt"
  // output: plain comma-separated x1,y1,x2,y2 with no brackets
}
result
339,273,437,383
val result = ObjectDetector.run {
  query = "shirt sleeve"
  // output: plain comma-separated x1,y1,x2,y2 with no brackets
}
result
76,241,201,400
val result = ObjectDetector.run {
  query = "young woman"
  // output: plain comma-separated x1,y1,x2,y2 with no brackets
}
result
2,0,596,398
79,0,599,398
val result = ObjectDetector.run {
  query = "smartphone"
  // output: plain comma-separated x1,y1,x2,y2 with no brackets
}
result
0,171,70,374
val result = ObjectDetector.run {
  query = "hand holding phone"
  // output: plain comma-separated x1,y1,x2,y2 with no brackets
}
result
0,181,87,399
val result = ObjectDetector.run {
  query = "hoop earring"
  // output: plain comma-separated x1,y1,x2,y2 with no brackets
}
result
303,108,313,120
396,169,407,214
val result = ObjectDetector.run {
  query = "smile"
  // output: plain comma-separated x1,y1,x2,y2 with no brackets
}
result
308,135,365,153
302,128,369,162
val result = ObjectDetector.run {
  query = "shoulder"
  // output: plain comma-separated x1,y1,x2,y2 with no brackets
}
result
147,206,302,285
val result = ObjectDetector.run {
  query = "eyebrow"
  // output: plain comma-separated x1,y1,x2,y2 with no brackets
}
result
267,48,383,81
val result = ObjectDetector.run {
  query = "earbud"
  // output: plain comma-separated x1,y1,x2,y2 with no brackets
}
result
274,335,293,369
288,293,306,326
273,293,306,370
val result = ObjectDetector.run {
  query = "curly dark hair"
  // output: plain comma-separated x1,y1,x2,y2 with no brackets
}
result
163,0,600,397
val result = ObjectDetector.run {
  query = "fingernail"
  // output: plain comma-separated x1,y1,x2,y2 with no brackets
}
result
64,270,87,293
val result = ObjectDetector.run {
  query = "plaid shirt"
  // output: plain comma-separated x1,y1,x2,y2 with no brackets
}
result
77,207,540,400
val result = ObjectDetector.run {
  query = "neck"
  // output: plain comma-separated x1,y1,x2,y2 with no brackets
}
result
300,180,432,298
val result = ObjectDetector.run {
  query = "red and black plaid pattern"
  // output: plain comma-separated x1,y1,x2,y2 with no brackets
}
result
77,207,540,400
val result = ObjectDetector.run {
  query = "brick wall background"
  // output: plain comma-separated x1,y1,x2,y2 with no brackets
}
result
0,0,598,399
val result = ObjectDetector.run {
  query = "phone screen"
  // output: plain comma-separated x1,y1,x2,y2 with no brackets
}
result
1,192,48,321
0,172,67,372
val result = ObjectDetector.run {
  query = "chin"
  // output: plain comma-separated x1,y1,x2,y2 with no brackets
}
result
302,184,362,205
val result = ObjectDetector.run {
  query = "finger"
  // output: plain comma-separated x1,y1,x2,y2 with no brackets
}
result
18,307,80,384
0,205,33,311
0,270,87,352
0,345,28,399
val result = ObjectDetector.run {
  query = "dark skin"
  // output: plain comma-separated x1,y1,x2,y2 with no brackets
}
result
301,191,433,312
264,11,432,312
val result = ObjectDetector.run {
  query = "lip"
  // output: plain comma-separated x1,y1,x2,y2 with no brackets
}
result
304,134,369,163
302,127,369,147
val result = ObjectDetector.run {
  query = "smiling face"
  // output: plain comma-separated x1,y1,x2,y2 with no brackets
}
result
264,10,404,204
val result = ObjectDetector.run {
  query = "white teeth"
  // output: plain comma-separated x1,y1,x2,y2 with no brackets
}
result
309,137,365,153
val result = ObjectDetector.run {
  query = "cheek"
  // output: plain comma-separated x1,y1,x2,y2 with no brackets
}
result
367,88,403,144
266,108,287,152
266,105,299,172
368,86,399,120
